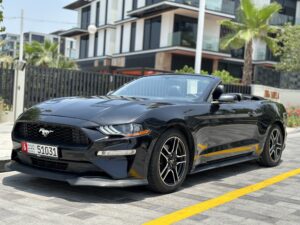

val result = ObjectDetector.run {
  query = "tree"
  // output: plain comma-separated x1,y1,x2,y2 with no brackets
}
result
24,40,78,70
0,0,5,32
58,57,78,70
220,0,282,85
276,25,300,72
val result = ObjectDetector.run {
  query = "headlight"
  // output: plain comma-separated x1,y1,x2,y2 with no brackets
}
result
99,123,150,137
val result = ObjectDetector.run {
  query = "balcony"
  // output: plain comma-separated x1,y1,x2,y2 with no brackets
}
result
167,31,230,56
128,0,236,18
206,0,235,15
60,26,88,37
254,47,279,62
270,13,295,25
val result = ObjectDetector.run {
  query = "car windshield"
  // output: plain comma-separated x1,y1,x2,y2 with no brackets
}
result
112,75,213,101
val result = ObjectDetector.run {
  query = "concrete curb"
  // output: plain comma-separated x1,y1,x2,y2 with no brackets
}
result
287,128,300,135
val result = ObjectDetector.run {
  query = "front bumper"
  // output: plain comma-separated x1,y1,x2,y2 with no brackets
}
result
10,116,157,182
5,160,148,187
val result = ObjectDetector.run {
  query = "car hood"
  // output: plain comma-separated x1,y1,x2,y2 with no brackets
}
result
20,96,176,125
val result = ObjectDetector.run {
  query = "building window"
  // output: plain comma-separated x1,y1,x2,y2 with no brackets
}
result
79,35,89,59
96,2,100,26
173,15,197,48
32,34,45,43
143,16,161,50
130,22,136,52
121,0,125,19
24,33,30,42
94,32,98,57
145,0,161,6
81,6,91,29
120,25,124,53
132,0,138,10
105,0,108,24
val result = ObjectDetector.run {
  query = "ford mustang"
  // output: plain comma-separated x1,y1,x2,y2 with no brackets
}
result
6,75,287,193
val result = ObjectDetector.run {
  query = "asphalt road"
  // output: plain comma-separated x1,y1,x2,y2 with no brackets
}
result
0,131,300,225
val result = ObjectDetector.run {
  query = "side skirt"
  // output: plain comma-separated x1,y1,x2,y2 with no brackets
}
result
190,153,258,174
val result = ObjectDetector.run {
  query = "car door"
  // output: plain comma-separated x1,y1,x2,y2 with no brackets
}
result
195,100,259,163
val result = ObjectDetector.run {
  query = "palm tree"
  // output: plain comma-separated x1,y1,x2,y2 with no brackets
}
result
24,40,78,70
35,40,59,67
24,41,41,65
220,0,282,85
58,56,78,70
25,40,58,67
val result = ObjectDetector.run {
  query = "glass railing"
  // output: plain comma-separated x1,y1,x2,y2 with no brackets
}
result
173,0,198,7
205,0,235,15
143,0,236,15
203,36,220,52
254,48,266,61
270,13,295,25
254,47,279,62
171,31,197,48
265,48,279,62
168,31,226,53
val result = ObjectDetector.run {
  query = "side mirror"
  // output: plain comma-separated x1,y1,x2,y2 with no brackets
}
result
218,94,236,103
212,85,224,100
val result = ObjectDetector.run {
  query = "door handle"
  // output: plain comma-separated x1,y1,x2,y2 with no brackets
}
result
248,111,257,117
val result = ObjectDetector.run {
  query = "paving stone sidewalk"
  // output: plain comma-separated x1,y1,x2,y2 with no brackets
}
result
0,129,299,224
0,122,13,161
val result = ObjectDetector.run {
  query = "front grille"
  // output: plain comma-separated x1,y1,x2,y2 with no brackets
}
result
31,157,68,171
14,122,90,146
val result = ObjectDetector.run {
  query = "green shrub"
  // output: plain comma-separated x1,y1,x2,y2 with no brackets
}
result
175,65,208,75
175,66,239,84
212,70,240,84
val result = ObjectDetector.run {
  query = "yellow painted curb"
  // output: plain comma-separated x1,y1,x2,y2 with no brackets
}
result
143,168,300,225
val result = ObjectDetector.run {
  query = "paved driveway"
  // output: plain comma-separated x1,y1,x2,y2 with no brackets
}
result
0,132,300,225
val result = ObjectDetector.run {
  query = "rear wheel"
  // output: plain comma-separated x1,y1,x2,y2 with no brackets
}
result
258,125,283,167
148,129,189,193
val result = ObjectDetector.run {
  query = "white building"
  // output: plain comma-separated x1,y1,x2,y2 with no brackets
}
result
0,32,77,60
62,0,300,77
0,33,20,58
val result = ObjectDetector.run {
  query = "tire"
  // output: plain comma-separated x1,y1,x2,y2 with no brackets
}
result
258,124,284,167
147,129,190,193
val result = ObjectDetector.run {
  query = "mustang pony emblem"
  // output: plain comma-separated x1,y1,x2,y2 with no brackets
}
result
39,128,54,137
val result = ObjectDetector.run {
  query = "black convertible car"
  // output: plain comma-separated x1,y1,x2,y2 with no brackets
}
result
6,74,287,193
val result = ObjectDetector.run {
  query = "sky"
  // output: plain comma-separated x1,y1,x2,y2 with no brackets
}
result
2,0,77,35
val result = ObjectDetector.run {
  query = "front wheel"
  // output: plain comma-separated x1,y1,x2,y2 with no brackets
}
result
258,125,284,167
148,129,190,193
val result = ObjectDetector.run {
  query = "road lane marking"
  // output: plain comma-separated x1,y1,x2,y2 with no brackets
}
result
143,168,300,225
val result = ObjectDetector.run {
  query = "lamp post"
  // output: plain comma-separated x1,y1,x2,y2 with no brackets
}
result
194,0,206,74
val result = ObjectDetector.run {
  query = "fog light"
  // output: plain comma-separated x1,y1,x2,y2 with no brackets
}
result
97,150,136,156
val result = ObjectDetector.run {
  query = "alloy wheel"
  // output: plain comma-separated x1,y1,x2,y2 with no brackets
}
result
159,137,187,186
269,128,283,162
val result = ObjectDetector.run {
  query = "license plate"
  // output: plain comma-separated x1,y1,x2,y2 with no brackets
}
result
21,142,58,159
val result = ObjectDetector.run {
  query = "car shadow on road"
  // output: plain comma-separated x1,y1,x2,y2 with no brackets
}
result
2,160,266,204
